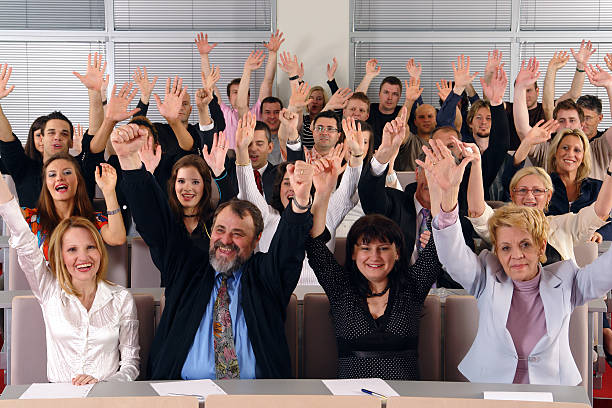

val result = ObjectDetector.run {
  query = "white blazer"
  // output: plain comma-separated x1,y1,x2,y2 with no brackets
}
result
433,217,612,385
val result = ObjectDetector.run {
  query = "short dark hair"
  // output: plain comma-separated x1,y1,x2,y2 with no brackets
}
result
260,96,284,114
24,115,47,162
553,99,584,123
379,76,402,94
312,110,342,133
213,198,264,239
254,121,272,143
348,92,370,108
226,78,244,98
577,95,602,115
129,115,160,146
346,214,408,298
42,111,74,139
271,162,291,214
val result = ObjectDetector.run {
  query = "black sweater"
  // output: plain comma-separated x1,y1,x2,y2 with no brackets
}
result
120,166,312,380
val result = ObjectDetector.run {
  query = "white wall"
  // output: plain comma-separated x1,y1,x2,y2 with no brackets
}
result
276,0,350,104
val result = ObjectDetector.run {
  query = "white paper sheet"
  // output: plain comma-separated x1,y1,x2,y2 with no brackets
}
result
150,379,227,402
322,378,400,398
483,391,554,402
19,382,94,399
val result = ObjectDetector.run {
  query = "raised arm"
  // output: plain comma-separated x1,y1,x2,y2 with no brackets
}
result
561,40,596,102
132,66,158,107
197,66,220,127
356,58,381,94
437,55,478,128
585,63,612,154
483,49,503,86
195,32,220,100
94,163,127,246
0,63,16,142
154,76,193,151
90,82,140,154
513,57,541,141
322,87,353,112
73,52,107,135
465,142,485,217
236,50,264,119
542,51,569,120
403,58,422,115
259,30,284,100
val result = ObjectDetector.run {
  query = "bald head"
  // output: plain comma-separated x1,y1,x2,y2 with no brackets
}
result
178,91,192,124
414,104,436,138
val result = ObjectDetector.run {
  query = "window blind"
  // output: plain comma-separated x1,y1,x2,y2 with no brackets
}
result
520,0,612,31
0,42,105,143
113,0,271,31
0,0,105,30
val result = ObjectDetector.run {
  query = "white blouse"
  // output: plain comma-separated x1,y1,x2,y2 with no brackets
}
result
237,162,361,285
0,198,140,382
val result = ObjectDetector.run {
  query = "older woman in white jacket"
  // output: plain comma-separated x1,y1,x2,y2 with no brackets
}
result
422,138,612,385
0,172,139,384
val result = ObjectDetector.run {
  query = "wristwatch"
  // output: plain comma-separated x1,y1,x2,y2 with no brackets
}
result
287,138,301,146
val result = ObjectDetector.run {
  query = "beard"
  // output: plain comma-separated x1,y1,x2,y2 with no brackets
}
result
209,240,248,276
474,130,490,139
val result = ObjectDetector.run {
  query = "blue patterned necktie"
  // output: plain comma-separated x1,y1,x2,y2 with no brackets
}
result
213,275,240,379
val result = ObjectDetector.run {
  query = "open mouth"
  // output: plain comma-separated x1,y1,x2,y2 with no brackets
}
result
249,155,259,162
75,263,93,272
181,193,195,201
366,263,384,269
55,183,68,192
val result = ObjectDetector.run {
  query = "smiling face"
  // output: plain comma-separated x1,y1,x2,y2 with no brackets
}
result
352,237,399,286
209,206,258,275
45,158,78,202
494,226,545,282
261,101,281,132
510,174,552,210
175,166,204,212
554,134,584,176
248,129,273,170
470,106,492,139
279,170,294,208
33,128,44,153
61,226,101,286
312,116,340,153
42,119,71,158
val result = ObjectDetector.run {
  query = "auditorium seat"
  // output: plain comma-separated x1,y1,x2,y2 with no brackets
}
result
334,237,347,266
285,294,298,378
8,247,29,290
302,292,441,380
130,237,160,288
11,294,157,384
444,295,589,389
105,242,128,287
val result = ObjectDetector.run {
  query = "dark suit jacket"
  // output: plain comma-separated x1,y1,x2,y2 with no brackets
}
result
358,164,474,288
261,162,277,205
121,167,312,380
286,144,305,162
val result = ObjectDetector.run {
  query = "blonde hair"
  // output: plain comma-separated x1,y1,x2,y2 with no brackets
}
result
546,128,591,183
307,86,328,113
48,216,109,297
509,166,554,211
488,204,549,263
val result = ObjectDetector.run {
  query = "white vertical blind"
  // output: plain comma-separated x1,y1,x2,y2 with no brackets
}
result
354,42,512,108
354,0,512,31
113,42,266,124
0,42,105,143
0,1,105,30
113,0,271,31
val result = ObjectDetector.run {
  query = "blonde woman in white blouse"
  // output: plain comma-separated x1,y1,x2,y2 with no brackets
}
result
0,173,139,384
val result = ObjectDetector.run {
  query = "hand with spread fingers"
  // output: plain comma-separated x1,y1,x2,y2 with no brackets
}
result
73,52,108,92
548,51,570,72
132,66,158,104
195,32,218,56
105,82,140,122
0,63,15,99
202,131,229,177
327,57,338,81
154,76,187,124
138,134,162,174
374,106,407,165
514,57,541,90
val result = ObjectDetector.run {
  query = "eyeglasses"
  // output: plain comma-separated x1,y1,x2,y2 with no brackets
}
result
512,187,549,196
314,125,338,133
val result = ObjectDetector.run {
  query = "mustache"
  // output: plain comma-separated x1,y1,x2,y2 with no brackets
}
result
213,240,239,252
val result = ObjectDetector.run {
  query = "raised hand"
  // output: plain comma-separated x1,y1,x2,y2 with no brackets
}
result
0,63,14,99
312,145,346,195
195,32,218,56
287,160,314,209
452,54,479,93
94,163,118,195
480,65,507,106
365,58,381,78
72,123,84,155
278,51,301,78
514,57,540,89
548,51,570,72
73,52,107,91
263,29,285,53
105,82,140,122
195,88,213,109
524,119,559,146
235,111,257,152
404,77,423,103
202,131,228,177
279,108,299,130
375,106,407,165
586,64,612,88
132,66,158,103
327,57,338,81
485,49,503,80
415,138,475,193
244,49,265,72
605,53,612,72
570,39,596,68
405,58,422,80
201,64,220,89
110,123,148,159
154,76,187,124
459,139,481,164
289,81,310,109
138,135,162,174
325,87,353,110
436,79,452,102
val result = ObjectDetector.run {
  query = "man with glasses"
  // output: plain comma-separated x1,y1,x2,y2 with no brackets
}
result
286,111,342,161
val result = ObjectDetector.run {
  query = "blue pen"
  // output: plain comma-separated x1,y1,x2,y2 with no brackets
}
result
361,388,387,399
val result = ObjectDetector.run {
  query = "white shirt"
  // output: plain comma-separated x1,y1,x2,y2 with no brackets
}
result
0,198,140,382
236,162,361,285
